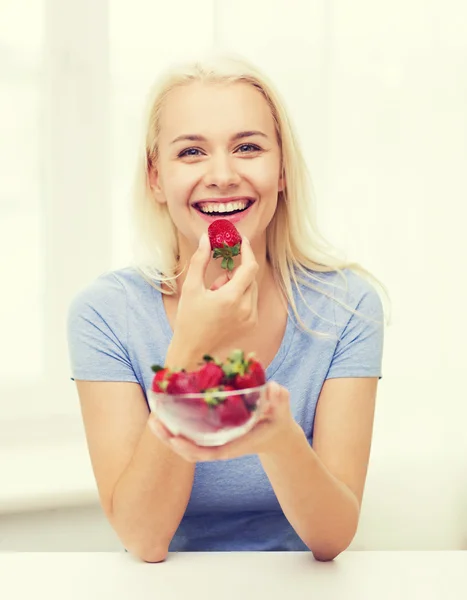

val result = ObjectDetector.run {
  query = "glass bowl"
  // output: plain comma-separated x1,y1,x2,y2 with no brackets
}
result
147,385,267,447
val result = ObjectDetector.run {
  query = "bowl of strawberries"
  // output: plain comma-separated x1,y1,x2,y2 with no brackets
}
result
148,349,267,447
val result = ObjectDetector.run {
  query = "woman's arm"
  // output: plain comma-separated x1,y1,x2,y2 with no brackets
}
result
259,376,378,561
77,379,194,563
76,342,203,563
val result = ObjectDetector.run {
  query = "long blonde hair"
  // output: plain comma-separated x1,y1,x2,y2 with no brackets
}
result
129,52,391,338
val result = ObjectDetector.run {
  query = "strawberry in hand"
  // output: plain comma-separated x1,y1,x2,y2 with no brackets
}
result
208,219,242,272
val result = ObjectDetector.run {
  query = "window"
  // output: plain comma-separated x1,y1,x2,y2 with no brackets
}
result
0,0,215,423
0,1,44,389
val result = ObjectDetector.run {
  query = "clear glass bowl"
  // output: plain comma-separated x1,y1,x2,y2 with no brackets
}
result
147,385,267,447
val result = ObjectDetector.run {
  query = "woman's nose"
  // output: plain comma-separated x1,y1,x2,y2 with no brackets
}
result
202,153,241,190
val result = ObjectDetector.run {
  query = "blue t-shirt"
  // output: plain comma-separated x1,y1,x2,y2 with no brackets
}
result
66,266,384,552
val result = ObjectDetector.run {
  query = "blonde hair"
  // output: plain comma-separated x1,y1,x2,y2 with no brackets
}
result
129,51,391,338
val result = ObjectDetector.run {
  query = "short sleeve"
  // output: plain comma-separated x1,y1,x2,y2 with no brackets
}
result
325,284,385,380
66,274,139,383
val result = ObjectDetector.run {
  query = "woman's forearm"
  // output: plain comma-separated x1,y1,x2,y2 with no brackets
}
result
109,341,200,563
110,420,195,562
259,422,360,561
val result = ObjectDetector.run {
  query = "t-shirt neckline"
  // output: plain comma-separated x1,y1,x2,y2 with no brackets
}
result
154,288,297,380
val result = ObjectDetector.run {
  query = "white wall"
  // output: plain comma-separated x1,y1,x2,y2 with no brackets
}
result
1,0,466,551
212,0,467,462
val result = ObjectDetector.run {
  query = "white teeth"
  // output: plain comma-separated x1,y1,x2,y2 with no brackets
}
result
198,200,250,214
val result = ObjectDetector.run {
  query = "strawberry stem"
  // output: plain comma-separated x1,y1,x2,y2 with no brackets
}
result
212,242,241,271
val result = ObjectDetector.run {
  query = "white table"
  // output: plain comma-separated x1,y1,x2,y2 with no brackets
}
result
1,551,466,599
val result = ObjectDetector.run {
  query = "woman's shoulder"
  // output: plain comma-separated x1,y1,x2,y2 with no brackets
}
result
66,267,148,383
70,266,155,305
293,266,378,303
290,266,384,332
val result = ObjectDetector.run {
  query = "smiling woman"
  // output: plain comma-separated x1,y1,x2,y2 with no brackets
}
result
146,79,284,268
67,51,390,562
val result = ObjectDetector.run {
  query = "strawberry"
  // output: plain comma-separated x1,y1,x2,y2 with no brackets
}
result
151,365,171,392
166,370,201,395
208,219,242,272
234,359,266,390
217,394,250,427
196,361,225,391
173,395,211,420
242,390,261,412
222,349,266,390
203,384,234,407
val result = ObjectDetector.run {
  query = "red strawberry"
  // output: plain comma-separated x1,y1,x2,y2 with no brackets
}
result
151,365,171,392
217,394,250,427
208,219,242,272
173,396,210,420
222,350,266,390
196,361,224,391
166,371,201,395
234,359,266,390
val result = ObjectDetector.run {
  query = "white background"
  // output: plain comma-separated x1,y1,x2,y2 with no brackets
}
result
1,0,466,542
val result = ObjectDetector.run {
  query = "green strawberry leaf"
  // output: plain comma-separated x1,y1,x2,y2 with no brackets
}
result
151,364,165,373
227,258,234,271
229,349,245,363
222,361,236,378
204,388,223,406
225,349,247,375
221,257,229,269
231,245,240,257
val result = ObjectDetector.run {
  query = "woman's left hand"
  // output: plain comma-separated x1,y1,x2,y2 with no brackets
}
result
149,381,301,461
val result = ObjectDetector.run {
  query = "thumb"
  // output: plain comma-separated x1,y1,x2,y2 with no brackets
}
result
184,233,211,289
264,381,284,414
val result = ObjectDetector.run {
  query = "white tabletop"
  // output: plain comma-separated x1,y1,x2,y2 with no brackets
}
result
1,551,466,599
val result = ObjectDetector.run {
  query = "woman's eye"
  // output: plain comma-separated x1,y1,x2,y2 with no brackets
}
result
178,148,202,158
236,144,261,153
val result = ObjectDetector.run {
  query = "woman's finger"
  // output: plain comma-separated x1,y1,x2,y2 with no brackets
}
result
184,233,211,292
261,381,282,416
210,272,230,291
148,416,173,443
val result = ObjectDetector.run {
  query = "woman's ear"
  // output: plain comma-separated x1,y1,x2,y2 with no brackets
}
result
278,172,286,193
148,165,166,204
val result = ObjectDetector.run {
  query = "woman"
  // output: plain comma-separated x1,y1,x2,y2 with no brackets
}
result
67,52,389,563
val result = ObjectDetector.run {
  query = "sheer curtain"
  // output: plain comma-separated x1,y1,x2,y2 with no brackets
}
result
0,0,214,424
1,2,45,399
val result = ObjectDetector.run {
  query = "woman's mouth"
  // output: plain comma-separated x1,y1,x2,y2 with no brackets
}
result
192,198,255,223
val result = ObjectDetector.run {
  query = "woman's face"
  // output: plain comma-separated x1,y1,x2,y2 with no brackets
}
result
151,81,284,251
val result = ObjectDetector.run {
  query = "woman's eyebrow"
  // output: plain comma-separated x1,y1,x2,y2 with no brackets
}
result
171,130,269,144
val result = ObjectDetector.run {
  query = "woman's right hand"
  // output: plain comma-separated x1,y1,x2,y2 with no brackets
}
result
166,233,259,369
